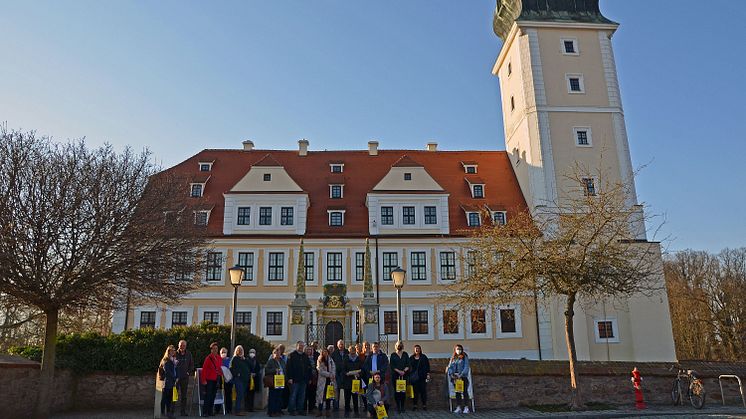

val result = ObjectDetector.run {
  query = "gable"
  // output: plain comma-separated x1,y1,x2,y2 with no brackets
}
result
372,166,444,192
229,166,304,193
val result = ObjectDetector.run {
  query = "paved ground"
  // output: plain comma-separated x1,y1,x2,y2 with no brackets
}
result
51,404,746,419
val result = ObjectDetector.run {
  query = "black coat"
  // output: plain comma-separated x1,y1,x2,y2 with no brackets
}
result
159,358,177,388
389,351,410,380
342,354,364,389
408,354,430,383
331,348,348,377
286,350,312,382
174,349,194,379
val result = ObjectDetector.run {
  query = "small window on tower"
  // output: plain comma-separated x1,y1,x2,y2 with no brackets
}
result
574,127,592,147
567,74,585,93
561,38,579,55
582,178,597,196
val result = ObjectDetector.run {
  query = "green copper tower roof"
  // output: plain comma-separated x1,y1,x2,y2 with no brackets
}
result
493,0,617,40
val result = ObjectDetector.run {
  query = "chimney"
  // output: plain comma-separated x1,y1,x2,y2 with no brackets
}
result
242,140,254,151
426,141,438,152
368,140,379,156
298,138,309,156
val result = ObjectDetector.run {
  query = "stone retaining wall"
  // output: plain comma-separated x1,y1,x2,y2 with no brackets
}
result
2,358,744,417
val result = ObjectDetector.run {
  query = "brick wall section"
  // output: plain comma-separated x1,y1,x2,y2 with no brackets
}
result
2,358,745,416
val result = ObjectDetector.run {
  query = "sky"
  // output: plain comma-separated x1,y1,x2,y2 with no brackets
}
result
1,1,744,253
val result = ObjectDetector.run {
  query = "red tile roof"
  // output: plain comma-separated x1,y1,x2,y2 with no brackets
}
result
164,149,528,238
392,155,423,167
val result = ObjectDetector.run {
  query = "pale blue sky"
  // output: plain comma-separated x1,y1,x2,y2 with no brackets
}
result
1,1,744,252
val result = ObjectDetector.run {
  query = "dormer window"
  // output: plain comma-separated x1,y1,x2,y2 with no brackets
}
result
330,164,344,173
263,173,271,181
194,210,210,226
404,173,412,181
199,162,213,172
492,211,507,225
472,184,484,199
328,210,345,227
330,184,343,199
462,162,478,174
190,183,204,197
467,212,481,227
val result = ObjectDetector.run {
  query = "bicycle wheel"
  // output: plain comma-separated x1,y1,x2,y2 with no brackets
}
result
689,380,706,409
671,379,680,405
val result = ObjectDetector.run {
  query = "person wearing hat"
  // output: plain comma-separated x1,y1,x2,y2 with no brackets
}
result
200,342,224,417
245,348,261,412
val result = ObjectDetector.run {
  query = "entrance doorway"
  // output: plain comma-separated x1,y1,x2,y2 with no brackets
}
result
325,321,343,347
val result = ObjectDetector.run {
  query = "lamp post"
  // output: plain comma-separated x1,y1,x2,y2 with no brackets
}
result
228,265,244,353
391,267,406,343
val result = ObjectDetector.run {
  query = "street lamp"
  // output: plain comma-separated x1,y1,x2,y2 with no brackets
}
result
391,267,406,343
228,264,244,353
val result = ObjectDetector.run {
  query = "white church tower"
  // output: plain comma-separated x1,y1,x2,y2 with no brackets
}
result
492,0,676,361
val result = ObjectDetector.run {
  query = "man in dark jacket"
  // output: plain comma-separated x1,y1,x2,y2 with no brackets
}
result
363,342,389,384
174,339,195,416
330,339,348,410
286,340,312,415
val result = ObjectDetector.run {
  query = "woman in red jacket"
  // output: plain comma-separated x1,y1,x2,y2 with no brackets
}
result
200,342,224,417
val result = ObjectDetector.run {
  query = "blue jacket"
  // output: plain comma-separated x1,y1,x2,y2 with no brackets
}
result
446,355,470,380
363,351,389,381
159,358,178,388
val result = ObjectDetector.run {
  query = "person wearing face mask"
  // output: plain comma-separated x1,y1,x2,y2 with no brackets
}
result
389,341,410,414
200,342,224,417
245,348,261,412
158,345,178,419
446,344,471,414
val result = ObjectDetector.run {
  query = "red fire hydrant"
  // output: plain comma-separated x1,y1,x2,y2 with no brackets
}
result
631,367,646,410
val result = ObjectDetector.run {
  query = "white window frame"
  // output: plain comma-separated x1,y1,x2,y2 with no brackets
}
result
594,317,620,343
379,250,401,283
202,249,227,286
329,184,344,199
491,211,508,225
194,210,211,226
470,184,485,199
264,249,289,286
560,37,579,55
378,305,399,338
466,211,481,227
496,304,523,338
462,164,478,174
330,163,344,173
279,206,295,226
166,306,194,329
232,249,258,286
436,249,459,284
407,305,434,341
437,305,465,340
198,162,213,172
234,305,258,336
190,183,205,197
323,249,348,284
261,306,289,341
328,210,345,227
198,306,226,326
573,126,593,147
352,248,366,282
301,249,320,286
406,249,431,284
466,307,493,340
134,306,162,329
566,73,585,94
236,206,252,226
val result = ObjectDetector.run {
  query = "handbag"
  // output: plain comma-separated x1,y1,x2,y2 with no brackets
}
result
263,374,274,388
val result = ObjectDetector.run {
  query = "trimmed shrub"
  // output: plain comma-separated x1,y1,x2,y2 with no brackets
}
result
7,322,273,375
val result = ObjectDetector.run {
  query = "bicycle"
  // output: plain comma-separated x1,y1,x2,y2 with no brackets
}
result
671,365,706,409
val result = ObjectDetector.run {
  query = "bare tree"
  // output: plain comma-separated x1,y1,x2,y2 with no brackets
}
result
665,248,746,361
0,127,208,418
443,168,663,409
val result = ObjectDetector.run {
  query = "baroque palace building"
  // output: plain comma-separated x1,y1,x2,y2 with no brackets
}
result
114,0,676,361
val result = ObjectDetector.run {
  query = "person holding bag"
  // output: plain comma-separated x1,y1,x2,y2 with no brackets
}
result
265,346,287,417
389,341,410,414
343,345,363,417
158,345,178,419
200,342,224,417
315,347,336,417
409,344,431,411
365,372,391,418
230,345,250,416
245,348,261,412
446,344,471,414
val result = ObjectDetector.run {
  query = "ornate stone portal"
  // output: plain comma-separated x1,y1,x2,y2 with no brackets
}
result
314,283,353,346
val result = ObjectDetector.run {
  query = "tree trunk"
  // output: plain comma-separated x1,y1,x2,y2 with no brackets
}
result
564,293,583,409
35,308,59,419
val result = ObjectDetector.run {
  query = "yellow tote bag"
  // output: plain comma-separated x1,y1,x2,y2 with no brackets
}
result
395,379,406,393
368,377,373,385
351,379,361,394
375,404,388,419
232,387,237,401
406,384,414,399
274,374,285,389
325,384,335,400
249,376,255,391
454,378,464,393
172,387,178,402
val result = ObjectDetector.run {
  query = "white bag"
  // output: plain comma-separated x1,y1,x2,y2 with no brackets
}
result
221,365,233,383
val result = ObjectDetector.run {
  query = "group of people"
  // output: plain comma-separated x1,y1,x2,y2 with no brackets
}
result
156,339,472,418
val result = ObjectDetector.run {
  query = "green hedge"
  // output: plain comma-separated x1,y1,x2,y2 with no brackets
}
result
7,323,273,375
